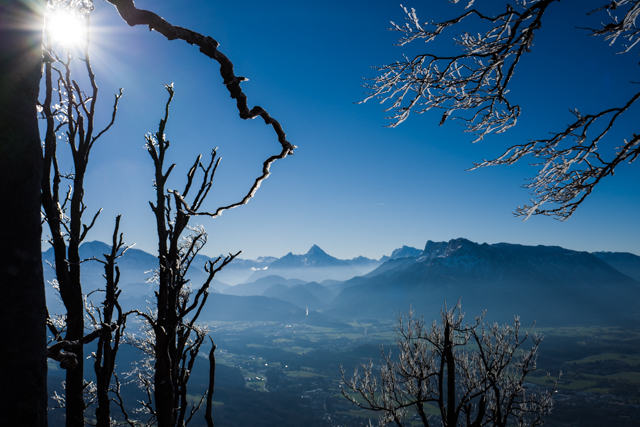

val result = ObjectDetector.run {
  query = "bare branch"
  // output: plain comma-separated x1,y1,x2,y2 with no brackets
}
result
47,323,117,370
364,1,558,140
367,0,639,220
472,89,640,220
105,0,296,155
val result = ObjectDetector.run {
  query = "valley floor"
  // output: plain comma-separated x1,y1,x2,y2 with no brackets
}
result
47,321,640,426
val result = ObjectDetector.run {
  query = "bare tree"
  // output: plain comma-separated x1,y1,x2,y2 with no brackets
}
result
40,2,125,425
341,302,557,427
87,215,131,427
125,85,250,427
2,0,294,423
364,0,639,220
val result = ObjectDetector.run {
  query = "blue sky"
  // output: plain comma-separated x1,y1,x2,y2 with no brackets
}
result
44,0,640,260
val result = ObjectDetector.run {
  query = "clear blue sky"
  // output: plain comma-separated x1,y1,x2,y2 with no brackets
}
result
48,0,640,260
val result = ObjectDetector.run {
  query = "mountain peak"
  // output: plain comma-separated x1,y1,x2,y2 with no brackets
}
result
390,245,422,260
306,244,327,256
418,238,482,263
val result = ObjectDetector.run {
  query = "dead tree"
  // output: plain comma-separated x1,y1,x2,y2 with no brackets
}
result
342,302,557,427
2,0,294,424
126,85,245,427
85,215,132,427
365,0,639,220
41,2,123,426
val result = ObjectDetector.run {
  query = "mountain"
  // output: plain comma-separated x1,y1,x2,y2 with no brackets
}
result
326,238,640,325
191,245,426,286
192,246,383,285
271,245,351,268
43,241,229,314
391,245,423,259
345,256,383,273
43,238,640,326
592,251,640,282
43,242,343,324
244,245,367,283
223,275,307,297
263,281,336,311
378,245,423,263
193,293,346,326
116,292,331,324
195,254,277,285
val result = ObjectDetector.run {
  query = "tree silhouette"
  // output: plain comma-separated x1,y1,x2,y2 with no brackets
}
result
0,1,49,426
0,0,295,425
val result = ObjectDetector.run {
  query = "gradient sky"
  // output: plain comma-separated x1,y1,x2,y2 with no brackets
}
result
43,0,640,260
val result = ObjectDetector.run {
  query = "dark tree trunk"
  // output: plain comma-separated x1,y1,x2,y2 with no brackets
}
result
444,324,457,427
65,185,87,427
95,217,125,427
65,292,86,427
0,1,48,426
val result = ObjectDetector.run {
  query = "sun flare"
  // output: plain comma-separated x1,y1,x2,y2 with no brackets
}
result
47,11,87,48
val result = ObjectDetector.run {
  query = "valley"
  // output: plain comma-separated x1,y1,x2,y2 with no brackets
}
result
43,238,640,426
47,320,640,426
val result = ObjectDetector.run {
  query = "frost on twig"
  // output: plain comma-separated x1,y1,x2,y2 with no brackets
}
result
365,1,560,139
366,0,640,219
472,91,640,220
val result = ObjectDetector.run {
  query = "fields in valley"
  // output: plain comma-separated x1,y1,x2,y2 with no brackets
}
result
201,321,640,426
46,319,640,426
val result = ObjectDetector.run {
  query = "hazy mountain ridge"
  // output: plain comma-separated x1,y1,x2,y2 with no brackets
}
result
262,281,337,311
42,239,640,325
243,245,381,283
223,276,307,297
592,251,640,282
327,238,640,325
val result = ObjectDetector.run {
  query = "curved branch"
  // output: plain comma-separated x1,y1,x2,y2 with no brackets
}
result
105,0,296,155
169,145,291,218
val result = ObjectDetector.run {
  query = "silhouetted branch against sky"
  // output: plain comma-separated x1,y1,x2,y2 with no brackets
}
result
105,0,296,155
99,0,297,223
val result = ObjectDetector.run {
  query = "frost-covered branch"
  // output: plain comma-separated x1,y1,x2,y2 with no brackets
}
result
587,0,640,52
472,89,640,220
365,0,560,140
366,0,640,220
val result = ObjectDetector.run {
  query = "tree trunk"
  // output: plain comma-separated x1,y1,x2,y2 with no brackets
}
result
0,1,48,426
65,293,86,427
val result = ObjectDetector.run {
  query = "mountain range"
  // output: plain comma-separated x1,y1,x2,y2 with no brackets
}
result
43,238,640,326
326,238,640,324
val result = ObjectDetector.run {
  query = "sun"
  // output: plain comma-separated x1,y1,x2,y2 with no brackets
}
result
46,10,87,48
